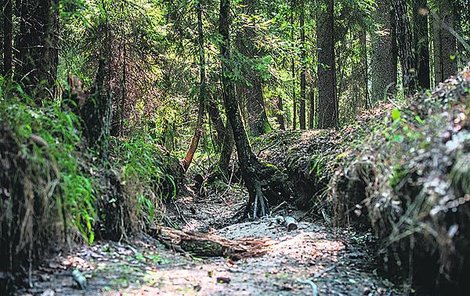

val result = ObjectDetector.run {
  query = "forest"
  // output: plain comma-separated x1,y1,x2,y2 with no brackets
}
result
0,0,469,295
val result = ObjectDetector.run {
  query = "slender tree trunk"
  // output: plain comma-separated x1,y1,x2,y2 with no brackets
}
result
2,0,13,77
360,31,369,108
370,0,397,102
317,0,337,128
277,97,286,130
308,87,315,129
291,0,297,130
299,0,306,130
393,0,417,96
219,0,268,218
237,0,271,137
182,0,207,171
413,0,430,89
433,0,457,84
207,94,225,149
218,118,234,176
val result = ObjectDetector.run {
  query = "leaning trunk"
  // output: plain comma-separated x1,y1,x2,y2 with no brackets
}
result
219,0,268,218
182,0,207,171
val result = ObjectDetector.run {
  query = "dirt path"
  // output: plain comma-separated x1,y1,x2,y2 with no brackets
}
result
17,188,405,296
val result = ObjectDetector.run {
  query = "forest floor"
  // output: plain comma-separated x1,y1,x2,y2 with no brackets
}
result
17,185,407,296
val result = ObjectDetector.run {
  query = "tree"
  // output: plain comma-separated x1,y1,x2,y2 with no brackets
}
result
237,0,271,137
370,0,397,102
2,0,13,77
299,0,306,130
413,0,430,89
16,0,59,99
182,0,207,171
290,0,297,130
392,0,417,96
219,0,290,218
317,0,337,128
433,0,457,84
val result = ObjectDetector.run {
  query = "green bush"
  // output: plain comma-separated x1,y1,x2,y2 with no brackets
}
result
0,79,96,243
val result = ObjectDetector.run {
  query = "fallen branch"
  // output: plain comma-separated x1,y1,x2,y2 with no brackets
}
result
152,226,272,259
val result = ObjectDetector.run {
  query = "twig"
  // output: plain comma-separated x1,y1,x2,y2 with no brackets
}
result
220,160,236,202
171,201,188,225
297,278,318,296
313,263,338,278
270,201,287,215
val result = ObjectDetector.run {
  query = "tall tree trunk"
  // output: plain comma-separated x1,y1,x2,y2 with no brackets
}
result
393,0,417,96
207,94,225,150
299,0,306,130
370,0,397,102
219,0,268,218
16,0,59,100
433,0,457,84
182,0,207,171
291,0,296,130
2,0,13,77
413,0,430,89
218,118,234,176
308,87,315,129
81,11,113,159
360,31,369,108
317,0,337,128
277,96,286,130
237,0,270,137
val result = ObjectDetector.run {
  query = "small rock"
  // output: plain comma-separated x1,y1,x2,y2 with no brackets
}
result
216,276,231,284
363,287,371,295
40,289,55,296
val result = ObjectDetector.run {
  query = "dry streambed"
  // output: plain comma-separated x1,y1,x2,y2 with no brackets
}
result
17,213,404,296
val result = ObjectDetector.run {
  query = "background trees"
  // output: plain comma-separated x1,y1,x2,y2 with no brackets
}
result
0,0,468,213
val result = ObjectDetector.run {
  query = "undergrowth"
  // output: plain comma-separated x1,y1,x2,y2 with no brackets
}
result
108,134,177,231
0,79,96,244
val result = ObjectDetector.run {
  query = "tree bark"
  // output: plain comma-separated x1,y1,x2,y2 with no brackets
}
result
299,0,306,130
2,0,13,77
237,0,270,137
291,0,297,130
432,0,457,84
218,118,234,176
277,96,286,130
308,87,315,129
207,94,225,150
219,0,268,218
393,0,417,96
317,0,337,128
16,0,59,100
413,0,430,89
370,0,397,103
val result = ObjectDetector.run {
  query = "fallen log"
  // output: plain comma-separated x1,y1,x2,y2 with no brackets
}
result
152,227,272,259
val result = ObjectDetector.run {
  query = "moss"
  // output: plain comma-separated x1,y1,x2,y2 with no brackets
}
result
389,164,408,189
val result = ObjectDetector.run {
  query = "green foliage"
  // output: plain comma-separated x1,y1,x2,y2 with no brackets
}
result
309,155,326,178
110,133,176,228
0,81,96,243
389,164,407,189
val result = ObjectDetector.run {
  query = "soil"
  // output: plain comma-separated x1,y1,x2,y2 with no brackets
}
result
15,186,406,296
